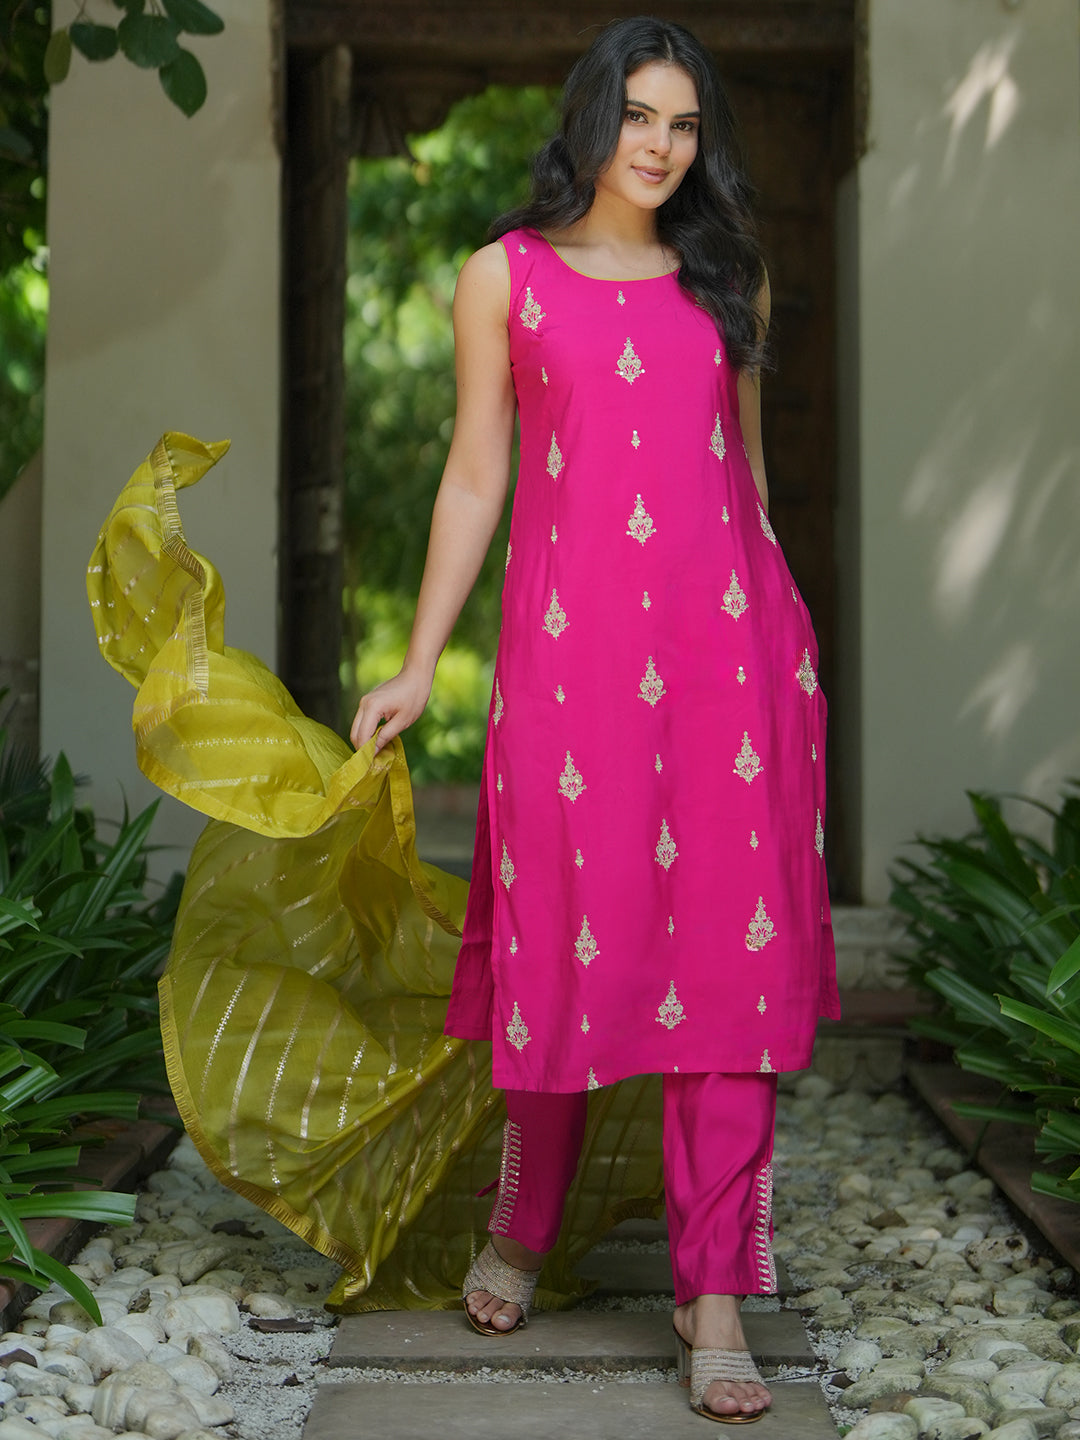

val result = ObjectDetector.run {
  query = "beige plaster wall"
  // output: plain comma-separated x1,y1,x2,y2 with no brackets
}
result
41,1,280,874
855,0,1080,900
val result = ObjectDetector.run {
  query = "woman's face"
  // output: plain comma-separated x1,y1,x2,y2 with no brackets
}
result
594,62,700,213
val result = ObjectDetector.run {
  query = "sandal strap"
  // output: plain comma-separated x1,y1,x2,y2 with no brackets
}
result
690,1348,764,1407
462,1240,539,1317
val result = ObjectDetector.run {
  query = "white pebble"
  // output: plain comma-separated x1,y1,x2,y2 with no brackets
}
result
75,1326,147,1380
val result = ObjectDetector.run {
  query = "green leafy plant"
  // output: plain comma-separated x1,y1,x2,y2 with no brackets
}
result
893,786,1080,1201
45,0,223,118
0,710,180,1316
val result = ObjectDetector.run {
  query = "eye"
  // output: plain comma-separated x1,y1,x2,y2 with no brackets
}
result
624,108,647,124
673,120,698,134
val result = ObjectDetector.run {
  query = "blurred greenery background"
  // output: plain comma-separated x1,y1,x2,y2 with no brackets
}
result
342,84,559,783
0,77,559,781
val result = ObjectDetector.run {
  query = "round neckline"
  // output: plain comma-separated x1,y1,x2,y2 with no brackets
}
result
533,231,679,284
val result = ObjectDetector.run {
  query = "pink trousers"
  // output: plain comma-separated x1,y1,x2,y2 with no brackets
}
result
488,1073,778,1305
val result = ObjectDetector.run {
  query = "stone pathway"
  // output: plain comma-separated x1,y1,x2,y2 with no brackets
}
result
11,1073,1080,1439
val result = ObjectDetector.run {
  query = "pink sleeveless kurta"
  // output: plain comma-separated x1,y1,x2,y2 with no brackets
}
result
445,228,839,1092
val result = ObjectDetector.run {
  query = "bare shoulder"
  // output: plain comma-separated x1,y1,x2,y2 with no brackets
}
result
457,241,510,294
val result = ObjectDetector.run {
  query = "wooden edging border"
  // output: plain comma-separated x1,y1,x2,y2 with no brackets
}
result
0,1111,181,1332
907,1059,1080,1274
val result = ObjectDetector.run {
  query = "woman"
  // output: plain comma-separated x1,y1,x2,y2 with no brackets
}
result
351,16,838,1425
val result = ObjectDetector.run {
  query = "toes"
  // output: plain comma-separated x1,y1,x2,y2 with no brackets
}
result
702,1381,771,1416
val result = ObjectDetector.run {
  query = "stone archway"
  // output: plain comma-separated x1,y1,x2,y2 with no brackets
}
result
280,0,857,884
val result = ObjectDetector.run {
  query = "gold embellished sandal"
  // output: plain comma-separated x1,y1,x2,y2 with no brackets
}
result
462,1239,539,1336
675,1328,770,1424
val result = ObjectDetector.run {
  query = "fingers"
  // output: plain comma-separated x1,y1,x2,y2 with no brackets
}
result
350,697,386,751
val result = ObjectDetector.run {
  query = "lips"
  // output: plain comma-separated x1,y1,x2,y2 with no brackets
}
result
632,166,671,183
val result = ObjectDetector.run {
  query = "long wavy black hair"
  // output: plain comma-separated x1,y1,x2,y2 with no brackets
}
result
490,17,768,371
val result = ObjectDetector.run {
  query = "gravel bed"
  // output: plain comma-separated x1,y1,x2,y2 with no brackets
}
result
4,1074,1080,1440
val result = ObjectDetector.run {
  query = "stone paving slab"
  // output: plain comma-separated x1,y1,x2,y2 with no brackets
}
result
305,1379,837,1439
577,1248,793,1298
329,1308,813,1372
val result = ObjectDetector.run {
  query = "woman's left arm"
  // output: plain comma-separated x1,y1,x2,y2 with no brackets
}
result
736,270,771,512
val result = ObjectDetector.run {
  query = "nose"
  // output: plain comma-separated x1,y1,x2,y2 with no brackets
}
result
648,124,672,157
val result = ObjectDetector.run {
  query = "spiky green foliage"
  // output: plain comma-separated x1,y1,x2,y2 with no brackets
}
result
0,709,180,1316
893,786,1080,1202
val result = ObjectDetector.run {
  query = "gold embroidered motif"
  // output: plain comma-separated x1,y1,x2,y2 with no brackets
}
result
667,915,675,936
722,569,748,620
509,936,518,954
655,818,678,870
581,1014,590,1034
745,896,777,952
815,808,825,858
575,915,598,968
759,1049,774,1073
638,655,666,707
811,742,818,762
656,980,686,1030
543,589,568,638
758,504,778,545
642,591,651,610
734,731,763,784
714,348,723,366
750,829,759,850
500,841,517,890
797,648,818,696
792,586,799,603
757,994,767,1015
518,243,527,254
617,289,626,306
547,432,564,480
506,1001,530,1051
710,415,726,461
574,848,584,868
737,665,747,685
655,754,663,773
555,684,566,704
558,751,586,803
541,366,549,385
519,286,545,331
587,1067,600,1090
626,493,656,545
722,505,730,524
497,773,504,794
493,679,504,725
631,429,641,449
505,541,512,572
551,525,558,543
616,336,644,384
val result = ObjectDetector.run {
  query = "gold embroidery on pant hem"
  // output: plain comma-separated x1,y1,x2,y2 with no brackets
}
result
656,980,686,1030
745,896,776,951
759,1048,774,1074
587,1067,600,1090
558,751,585,803
655,818,678,870
575,915,598,968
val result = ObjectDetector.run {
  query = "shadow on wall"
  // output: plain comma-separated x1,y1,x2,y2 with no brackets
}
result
864,11,1080,818
0,450,42,755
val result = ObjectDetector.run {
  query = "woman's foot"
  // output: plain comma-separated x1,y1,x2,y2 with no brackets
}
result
464,1234,544,1331
673,1294,772,1420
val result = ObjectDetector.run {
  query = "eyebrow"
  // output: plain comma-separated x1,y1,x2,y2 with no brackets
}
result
625,98,701,119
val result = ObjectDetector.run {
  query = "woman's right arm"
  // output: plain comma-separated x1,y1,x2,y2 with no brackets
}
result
349,241,516,752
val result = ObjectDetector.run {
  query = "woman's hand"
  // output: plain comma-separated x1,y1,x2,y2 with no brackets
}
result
350,666,434,752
